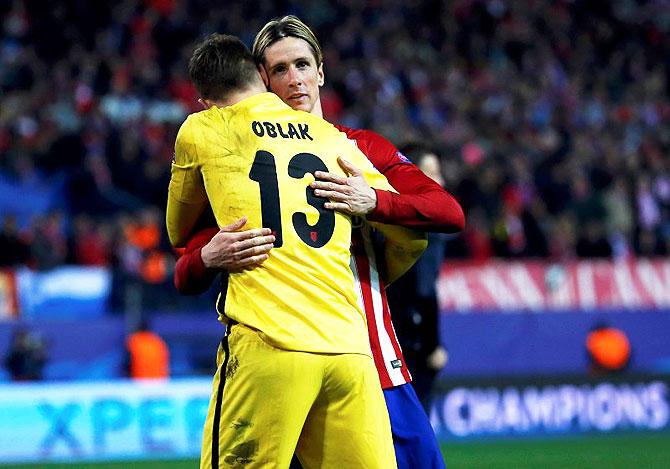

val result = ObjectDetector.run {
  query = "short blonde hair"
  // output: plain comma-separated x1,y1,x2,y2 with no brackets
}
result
252,15,323,66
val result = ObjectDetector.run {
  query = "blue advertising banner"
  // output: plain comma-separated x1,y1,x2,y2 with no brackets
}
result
1,375,668,463
0,379,211,463
438,310,670,376
430,375,670,440
0,174,66,230
15,266,111,319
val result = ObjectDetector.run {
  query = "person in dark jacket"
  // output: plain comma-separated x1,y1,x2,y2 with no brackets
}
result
387,143,451,410
4,328,47,381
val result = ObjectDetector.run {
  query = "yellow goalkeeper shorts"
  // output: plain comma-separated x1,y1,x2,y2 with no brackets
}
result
199,323,396,469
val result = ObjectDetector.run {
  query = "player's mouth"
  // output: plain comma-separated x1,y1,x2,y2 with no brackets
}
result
287,93,308,102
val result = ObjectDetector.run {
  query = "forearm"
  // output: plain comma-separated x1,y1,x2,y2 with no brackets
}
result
173,226,220,294
174,247,218,295
370,188,464,232
369,163,465,233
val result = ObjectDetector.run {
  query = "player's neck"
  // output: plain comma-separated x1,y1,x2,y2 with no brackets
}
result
211,83,267,108
311,99,324,118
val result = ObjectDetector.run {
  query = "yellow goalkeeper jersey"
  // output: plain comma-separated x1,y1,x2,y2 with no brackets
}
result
167,92,398,355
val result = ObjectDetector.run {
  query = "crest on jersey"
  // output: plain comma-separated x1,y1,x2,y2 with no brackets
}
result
396,151,412,164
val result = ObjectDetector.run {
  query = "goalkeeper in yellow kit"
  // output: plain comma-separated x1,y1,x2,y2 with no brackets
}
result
167,34,424,468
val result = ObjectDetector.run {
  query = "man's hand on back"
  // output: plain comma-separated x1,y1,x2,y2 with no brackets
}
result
200,217,275,272
311,157,378,216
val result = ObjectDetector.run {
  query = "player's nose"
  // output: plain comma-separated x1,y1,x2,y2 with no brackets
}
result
287,66,302,86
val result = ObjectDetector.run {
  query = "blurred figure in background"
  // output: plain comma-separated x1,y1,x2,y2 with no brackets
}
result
387,143,451,410
68,214,113,266
111,208,176,314
29,211,68,271
0,214,30,267
4,328,47,381
125,319,170,380
586,322,631,376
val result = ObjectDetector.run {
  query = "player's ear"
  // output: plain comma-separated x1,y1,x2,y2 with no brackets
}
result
317,62,324,87
258,64,270,89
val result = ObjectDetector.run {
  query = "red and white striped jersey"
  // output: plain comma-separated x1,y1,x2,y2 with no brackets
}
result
335,125,463,389
350,225,412,387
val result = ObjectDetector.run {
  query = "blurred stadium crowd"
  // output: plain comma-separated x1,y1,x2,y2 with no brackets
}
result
1,0,670,284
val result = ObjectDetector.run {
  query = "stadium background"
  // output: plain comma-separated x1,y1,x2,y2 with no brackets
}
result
1,0,670,467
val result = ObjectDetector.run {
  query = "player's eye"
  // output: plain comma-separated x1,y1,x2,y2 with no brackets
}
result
272,66,286,74
297,61,309,68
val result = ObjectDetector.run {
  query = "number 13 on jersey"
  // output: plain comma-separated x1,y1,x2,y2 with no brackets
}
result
249,150,335,249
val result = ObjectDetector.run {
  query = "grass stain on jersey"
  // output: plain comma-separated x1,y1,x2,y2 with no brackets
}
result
231,419,252,430
226,356,239,380
224,439,258,467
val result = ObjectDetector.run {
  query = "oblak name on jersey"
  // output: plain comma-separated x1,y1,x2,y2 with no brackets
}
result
251,120,313,140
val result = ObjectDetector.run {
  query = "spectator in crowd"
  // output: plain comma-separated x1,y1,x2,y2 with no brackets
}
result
107,208,178,313
0,214,30,267
387,142,450,410
124,319,170,380
28,211,68,270
68,214,113,266
4,328,48,381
